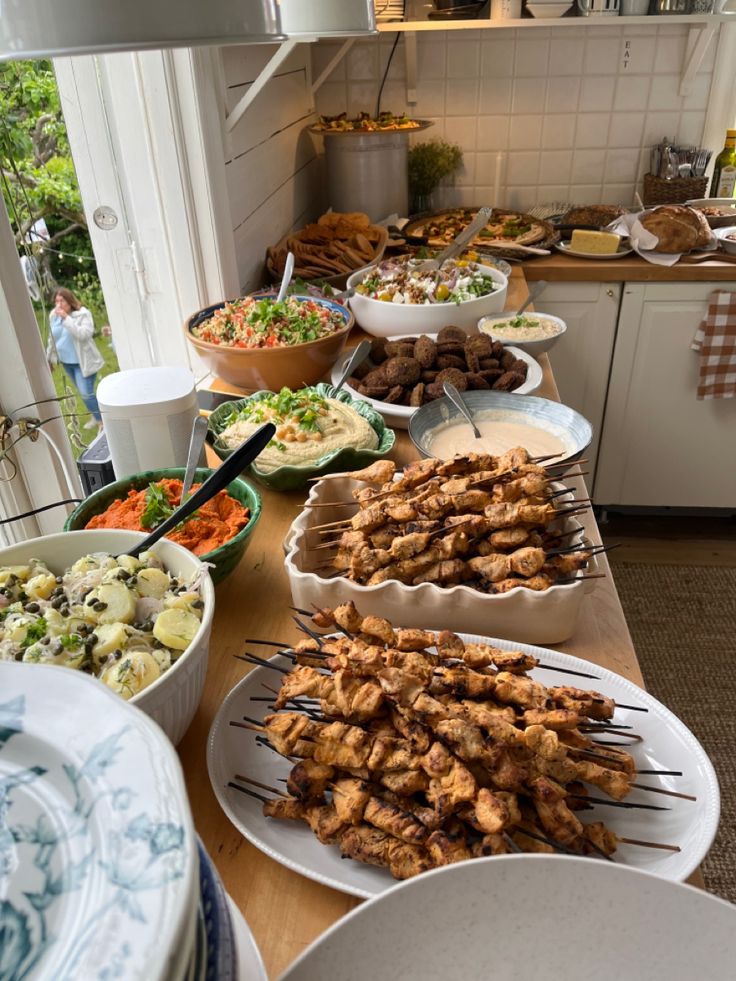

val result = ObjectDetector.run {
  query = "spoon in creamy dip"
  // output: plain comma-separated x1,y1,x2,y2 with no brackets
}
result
515,280,548,318
442,382,481,439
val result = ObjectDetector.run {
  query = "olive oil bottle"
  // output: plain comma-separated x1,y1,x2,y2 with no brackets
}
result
710,130,736,199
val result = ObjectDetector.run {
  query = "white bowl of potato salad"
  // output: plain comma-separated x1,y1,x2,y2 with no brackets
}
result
0,529,214,744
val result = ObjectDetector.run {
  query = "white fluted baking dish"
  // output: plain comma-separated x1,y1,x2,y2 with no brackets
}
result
283,476,597,645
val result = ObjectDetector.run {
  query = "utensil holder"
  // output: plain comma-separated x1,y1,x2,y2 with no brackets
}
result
642,173,709,205
656,0,689,11
577,0,620,15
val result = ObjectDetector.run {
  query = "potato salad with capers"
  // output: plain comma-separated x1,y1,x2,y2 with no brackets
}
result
0,552,204,700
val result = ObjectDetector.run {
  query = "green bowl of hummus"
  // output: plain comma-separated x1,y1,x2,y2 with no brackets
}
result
208,383,396,492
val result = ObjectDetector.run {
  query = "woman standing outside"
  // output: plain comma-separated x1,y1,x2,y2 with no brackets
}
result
47,287,104,430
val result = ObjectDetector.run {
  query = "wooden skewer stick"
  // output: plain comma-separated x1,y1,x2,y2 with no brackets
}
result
234,774,288,797
579,721,636,731
246,638,293,649
584,838,615,862
590,739,641,748
502,832,523,854
301,500,359,509
568,794,669,812
228,781,270,804
234,653,291,675
292,615,325,646
555,573,607,585
242,714,267,727
515,827,577,855
546,457,588,469
308,517,354,531
536,663,601,680
618,836,681,853
254,735,299,762
229,720,264,733
631,783,696,802
612,701,648,713
547,542,620,558
544,471,589,484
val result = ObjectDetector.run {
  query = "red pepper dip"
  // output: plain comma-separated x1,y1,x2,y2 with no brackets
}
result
85,478,249,556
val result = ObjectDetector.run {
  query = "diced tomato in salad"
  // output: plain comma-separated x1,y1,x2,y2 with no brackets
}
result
192,295,346,349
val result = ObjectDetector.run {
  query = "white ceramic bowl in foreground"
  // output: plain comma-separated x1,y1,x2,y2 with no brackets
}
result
478,310,568,356
0,529,214,744
279,856,736,980
346,262,508,337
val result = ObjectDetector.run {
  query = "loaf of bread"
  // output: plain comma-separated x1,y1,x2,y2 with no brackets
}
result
639,206,712,254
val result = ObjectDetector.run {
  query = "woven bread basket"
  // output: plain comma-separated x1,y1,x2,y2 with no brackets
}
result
642,173,709,206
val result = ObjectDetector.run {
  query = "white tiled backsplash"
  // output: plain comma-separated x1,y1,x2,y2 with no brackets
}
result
313,25,716,210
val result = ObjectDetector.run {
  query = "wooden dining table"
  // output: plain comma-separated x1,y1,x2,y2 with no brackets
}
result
178,269,671,978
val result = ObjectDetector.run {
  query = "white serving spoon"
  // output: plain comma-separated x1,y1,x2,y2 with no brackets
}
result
276,252,295,302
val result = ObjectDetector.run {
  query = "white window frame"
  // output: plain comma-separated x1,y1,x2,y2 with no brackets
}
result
0,47,238,539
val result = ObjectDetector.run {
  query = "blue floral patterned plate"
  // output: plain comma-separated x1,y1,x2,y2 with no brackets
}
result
0,661,197,981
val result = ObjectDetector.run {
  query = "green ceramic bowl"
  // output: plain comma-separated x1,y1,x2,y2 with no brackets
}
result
208,382,396,492
64,467,262,584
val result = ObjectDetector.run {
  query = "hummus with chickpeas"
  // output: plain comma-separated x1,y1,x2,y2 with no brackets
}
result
216,387,378,473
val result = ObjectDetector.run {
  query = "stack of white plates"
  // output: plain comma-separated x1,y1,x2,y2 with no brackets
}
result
0,661,264,981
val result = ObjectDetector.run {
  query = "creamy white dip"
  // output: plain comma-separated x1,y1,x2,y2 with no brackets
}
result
480,315,562,343
426,412,571,461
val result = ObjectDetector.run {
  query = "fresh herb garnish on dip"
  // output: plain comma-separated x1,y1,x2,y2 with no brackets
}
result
217,387,379,473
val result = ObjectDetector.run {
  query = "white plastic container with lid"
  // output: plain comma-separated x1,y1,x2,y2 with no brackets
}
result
97,366,201,479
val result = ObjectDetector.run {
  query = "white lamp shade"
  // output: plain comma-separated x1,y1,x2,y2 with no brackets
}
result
0,0,285,61
279,0,377,37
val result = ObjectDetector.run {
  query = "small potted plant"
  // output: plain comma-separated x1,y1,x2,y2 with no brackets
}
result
408,139,464,213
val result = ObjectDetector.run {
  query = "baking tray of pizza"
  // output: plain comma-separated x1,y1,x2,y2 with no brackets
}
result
403,207,560,260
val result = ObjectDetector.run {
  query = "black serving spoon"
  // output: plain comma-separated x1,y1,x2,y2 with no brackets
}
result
126,422,275,558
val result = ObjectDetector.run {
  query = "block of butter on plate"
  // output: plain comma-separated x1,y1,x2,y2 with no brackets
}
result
570,229,621,254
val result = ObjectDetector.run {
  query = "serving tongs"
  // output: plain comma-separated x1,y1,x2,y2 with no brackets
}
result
415,206,493,272
126,422,275,558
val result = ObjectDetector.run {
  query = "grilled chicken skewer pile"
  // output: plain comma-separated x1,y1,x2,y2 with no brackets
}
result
237,602,680,881
309,450,596,591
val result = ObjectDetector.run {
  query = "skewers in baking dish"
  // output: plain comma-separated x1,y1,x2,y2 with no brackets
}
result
304,449,604,591
228,603,688,883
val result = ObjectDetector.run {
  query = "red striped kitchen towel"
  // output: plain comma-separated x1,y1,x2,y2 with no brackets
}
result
691,289,736,399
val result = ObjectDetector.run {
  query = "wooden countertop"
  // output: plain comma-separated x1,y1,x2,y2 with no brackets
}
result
178,269,680,977
523,251,736,282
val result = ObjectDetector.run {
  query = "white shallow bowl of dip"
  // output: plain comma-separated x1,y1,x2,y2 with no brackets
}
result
346,262,508,338
478,311,567,356
0,529,214,744
408,390,592,467
284,476,595,645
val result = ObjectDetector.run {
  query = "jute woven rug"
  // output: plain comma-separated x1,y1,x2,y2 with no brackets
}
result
609,559,736,902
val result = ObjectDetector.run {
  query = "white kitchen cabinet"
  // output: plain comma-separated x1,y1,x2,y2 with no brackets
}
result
536,282,621,480
595,282,736,509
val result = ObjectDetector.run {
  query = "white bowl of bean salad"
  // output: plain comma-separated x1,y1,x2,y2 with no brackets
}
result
346,257,508,338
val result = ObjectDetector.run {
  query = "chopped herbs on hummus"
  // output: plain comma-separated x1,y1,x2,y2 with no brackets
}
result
217,387,379,473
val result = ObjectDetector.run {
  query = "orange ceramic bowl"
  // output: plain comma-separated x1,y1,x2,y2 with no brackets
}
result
184,293,354,392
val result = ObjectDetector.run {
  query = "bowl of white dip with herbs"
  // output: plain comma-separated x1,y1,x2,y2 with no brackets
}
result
209,383,395,491
478,312,567,355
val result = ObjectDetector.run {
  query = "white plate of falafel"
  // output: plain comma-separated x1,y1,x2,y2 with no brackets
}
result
331,326,543,429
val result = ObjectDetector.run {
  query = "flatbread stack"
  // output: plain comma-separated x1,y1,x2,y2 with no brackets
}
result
561,205,626,228
266,212,387,281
